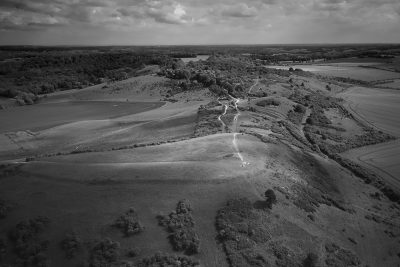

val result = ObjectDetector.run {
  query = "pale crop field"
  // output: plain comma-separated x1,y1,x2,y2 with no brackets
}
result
266,63,400,81
339,87,400,137
340,87,400,192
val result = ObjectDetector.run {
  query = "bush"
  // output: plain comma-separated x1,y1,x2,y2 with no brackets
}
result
303,252,318,267
264,189,277,209
0,199,11,219
158,200,200,255
113,208,144,237
306,117,314,125
136,252,200,267
325,242,360,266
9,216,51,243
0,88,19,98
89,239,120,267
60,232,82,259
8,216,51,267
126,247,140,258
216,198,274,267
0,238,6,260
294,104,306,113
256,98,280,107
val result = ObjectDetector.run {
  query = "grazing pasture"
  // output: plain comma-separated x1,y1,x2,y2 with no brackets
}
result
0,101,163,133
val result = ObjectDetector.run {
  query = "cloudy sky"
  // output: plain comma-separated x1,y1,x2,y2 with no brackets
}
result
0,0,399,45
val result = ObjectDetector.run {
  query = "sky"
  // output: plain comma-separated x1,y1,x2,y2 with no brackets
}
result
0,0,399,45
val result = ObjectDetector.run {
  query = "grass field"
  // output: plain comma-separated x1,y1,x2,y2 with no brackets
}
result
2,132,399,266
0,101,163,133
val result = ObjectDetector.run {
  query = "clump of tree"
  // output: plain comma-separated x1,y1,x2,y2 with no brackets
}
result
126,247,141,258
88,238,120,267
157,200,200,255
0,199,12,219
256,98,280,107
136,252,200,267
0,49,173,96
113,208,144,237
0,238,6,261
303,252,319,267
60,232,82,259
294,104,306,113
264,189,277,209
289,104,307,124
8,216,51,267
216,198,271,266
324,242,361,266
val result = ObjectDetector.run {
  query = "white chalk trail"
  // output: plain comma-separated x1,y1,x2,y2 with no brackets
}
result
229,97,248,166
247,78,259,94
217,102,228,131
233,133,247,165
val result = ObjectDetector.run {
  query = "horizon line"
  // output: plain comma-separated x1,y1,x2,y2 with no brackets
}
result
1,42,400,47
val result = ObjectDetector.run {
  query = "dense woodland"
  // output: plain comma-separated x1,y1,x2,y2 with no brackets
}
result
1,44,399,101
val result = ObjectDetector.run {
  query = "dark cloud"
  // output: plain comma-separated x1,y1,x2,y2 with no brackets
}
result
0,0,398,43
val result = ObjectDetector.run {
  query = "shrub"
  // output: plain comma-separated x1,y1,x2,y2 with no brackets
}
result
0,199,11,219
113,208,144,237
126,247,140,258
136,252,200,267
0,238,6,260
158,200,200,255
0,88,19,98
60,232,82,259
325,242,360,266
8,216,51,267
294,104,306,113
216,198,274,267
256,98,280,107
9,216,51,243
89,239,120,267
303,252,318,267
264,189,277,209
306,117,314,125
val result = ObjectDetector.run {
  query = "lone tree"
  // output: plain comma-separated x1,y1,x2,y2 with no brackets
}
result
303,252,318,267
264,189,277,209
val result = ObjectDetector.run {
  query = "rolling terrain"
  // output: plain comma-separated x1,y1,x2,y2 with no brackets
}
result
0,54,400,267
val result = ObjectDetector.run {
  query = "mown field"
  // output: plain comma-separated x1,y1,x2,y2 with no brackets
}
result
339,87,400,137
266,63,400,82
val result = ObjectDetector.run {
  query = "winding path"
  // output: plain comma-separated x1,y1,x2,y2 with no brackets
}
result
247,78,259,94
217,101,228,131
